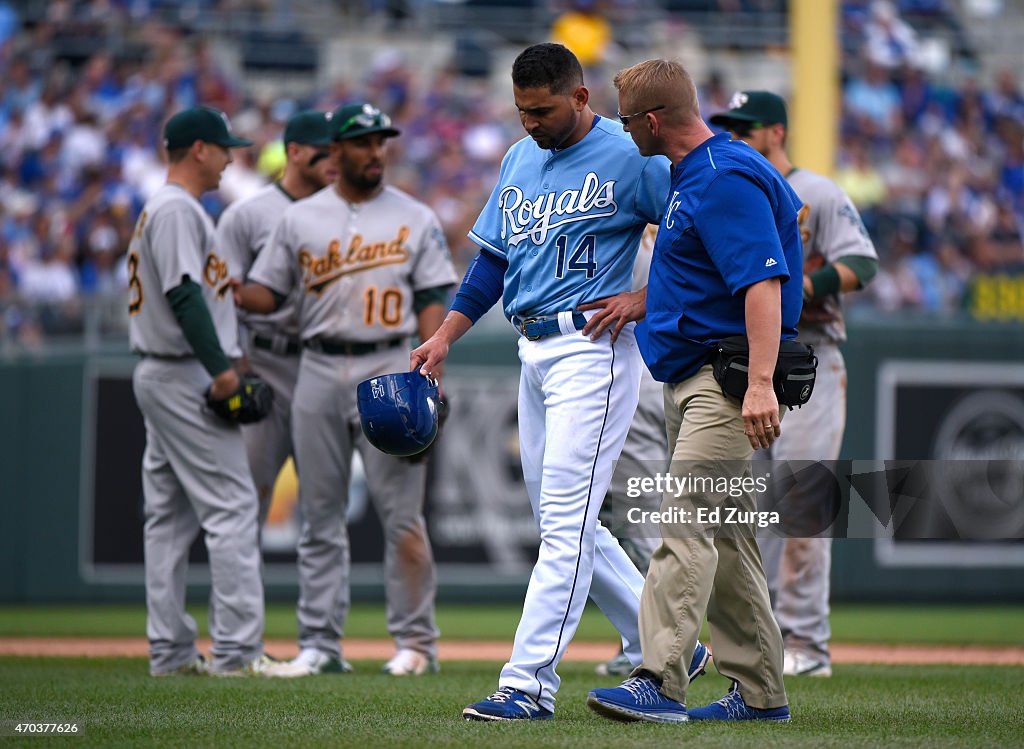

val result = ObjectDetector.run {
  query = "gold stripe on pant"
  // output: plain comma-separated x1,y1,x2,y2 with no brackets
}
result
637,365,788,709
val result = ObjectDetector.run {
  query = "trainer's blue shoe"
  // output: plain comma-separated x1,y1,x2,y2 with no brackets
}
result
587,674,689,723
688,684,790,722
463,687,554,721
688,640,712,682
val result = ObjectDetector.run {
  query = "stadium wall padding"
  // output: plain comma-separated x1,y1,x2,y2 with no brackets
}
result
1,319,1022,603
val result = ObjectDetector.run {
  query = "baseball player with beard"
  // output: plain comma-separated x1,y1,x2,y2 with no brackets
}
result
217,110,337,525
412,43,709,722
710,91,878,678
129,106,268,677
234,102,457,678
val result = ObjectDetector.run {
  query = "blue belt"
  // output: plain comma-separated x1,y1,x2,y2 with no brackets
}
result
513,312,587,341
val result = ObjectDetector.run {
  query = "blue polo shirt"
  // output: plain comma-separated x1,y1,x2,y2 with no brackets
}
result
638,132,804,383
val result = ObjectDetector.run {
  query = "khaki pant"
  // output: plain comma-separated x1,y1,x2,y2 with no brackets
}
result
637,365,787,709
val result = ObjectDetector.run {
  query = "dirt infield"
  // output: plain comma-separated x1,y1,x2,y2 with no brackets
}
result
1,638,1022,666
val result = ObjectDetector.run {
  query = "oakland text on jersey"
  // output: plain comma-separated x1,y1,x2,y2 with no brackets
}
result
500,171,618,247
299,226,412,295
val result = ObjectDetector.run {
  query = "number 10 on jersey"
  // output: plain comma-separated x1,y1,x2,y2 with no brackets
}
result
554,234,597,279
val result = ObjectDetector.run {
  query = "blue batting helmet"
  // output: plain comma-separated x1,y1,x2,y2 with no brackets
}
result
357,371,440,457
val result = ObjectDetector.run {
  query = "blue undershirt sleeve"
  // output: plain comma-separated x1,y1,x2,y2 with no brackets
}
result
449,249,508,324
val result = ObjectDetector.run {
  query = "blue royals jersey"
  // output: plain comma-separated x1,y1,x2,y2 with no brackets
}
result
469,116,670,319
640,132,805,383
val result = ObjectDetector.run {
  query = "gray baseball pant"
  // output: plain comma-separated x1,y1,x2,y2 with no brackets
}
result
757,342,845,664
133,357,265,674
289,346,438,659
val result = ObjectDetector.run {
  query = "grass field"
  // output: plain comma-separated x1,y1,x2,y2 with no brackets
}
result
1,602,1023,644
1,658,1022,748
1,604,1022,748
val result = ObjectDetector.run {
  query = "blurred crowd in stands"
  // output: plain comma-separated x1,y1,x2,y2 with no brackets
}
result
0,0,1021,346
837,0,1023,315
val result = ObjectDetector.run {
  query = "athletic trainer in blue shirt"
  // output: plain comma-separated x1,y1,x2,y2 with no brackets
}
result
584,58,800,725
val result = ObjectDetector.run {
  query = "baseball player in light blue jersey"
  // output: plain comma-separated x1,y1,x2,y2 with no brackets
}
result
412,43,709,722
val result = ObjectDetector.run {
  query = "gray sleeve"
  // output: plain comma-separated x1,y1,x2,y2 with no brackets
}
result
814,180,878,263
216,204,252,279
149,205,206,294
248,215,296,297
411,212,459,292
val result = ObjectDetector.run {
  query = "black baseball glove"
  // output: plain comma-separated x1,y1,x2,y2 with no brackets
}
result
205,374,274,424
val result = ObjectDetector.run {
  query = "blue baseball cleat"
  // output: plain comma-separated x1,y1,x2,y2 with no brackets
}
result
688,640,712,682
688,683,791,722
587,674,689,723
462,687,554,721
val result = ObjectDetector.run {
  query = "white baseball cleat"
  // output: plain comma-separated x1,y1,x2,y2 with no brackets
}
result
263,647,353,678
381,648,439,676
210,653,278,677
783,650,832,677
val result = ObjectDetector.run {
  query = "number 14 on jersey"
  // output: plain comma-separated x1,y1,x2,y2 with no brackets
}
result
554,234,597,279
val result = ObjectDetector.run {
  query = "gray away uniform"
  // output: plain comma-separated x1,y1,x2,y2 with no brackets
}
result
601,226,667,574
757,168,877,666
248,184,458,659
217,183,304,522
128,183,265,674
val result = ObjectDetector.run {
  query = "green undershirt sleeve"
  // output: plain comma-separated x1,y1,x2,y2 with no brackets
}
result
836,254,878,287
413,285,453,313
166,279,232,377
808,263,840,300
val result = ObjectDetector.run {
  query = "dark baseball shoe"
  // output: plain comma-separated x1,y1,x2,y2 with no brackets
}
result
595,650,632,676
463,687,553,721
688,683,790,722
150,654,208,677
587,673,688,723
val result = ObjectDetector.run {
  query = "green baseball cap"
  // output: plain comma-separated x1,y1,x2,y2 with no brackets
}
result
283,110,335,146
709,90,788,129
163,106,253,150
331,102,401,141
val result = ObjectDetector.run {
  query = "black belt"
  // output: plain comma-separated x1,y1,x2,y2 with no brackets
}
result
251,334,301,356
511,312,587,341
136,351,195,361
303,337,405,356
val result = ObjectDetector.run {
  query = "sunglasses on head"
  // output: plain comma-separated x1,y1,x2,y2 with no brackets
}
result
337,110,392,135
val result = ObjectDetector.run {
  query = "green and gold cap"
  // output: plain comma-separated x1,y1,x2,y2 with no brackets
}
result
331,102,401,141
709,90,788,128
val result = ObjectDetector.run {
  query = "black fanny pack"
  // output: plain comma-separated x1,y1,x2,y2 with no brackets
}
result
710,336,818,408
